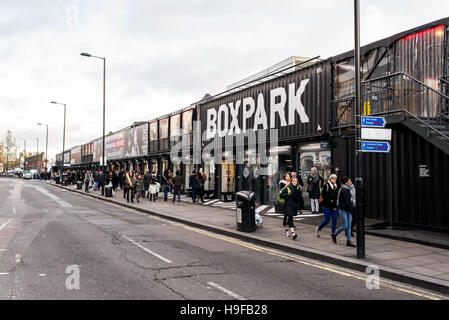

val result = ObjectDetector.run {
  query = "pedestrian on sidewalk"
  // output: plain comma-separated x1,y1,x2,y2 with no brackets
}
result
335,177,357,247
172,170,183,203
279,173,292,229
350,182,357,237
307,167,324,215
280,177,303,240
316,174,339,242
143,170,151,199
148,175,158,202
189,170,197,202
93,171,99,191
161,169,172,202
84,170,92,193
196,171,205,203
134,173,143,203
123,171,133,203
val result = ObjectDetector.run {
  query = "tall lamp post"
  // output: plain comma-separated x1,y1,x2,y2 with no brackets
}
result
354,0,365,259
37,123,49,177
36,138,39,170
81,52,106,196
51,101,66,173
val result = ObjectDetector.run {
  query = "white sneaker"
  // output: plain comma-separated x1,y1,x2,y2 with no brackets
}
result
285,230,290,238
292,233,298,241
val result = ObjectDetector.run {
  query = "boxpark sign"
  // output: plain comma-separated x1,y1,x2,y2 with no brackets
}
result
205,79,312,139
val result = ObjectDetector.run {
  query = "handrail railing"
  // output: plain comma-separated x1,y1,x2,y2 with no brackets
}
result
333,72,449,143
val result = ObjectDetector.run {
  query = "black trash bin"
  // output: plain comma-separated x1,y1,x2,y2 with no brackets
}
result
105,186,113,198
77,181,83,190
236,191,256,233
55,176,61,184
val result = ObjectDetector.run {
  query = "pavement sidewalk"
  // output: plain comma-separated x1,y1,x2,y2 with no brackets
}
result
46,181,449,294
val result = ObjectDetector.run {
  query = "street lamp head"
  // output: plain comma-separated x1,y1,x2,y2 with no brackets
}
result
51,101,57,104
37,123,41,126
81,52,92,57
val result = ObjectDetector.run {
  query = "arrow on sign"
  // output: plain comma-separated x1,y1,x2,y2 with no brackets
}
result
362,141,391,153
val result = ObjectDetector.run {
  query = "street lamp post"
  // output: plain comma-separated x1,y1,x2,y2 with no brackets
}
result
37,123,49,177
81,52,106,196
354,0,365,259
36,138,39,170
19,139,27,172
51,101,66,174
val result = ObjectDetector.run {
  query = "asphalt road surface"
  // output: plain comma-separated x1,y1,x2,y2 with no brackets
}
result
0,178,446,300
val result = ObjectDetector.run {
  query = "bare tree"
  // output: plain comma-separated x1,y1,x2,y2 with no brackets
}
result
1,130,17,173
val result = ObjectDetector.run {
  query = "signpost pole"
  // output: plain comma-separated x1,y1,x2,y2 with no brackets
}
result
354,0,365,259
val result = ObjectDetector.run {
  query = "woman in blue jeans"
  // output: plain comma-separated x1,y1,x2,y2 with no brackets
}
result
334,176,357,247
316,174,339,240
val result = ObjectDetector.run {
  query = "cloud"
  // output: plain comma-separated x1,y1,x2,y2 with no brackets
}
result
0,0,448,161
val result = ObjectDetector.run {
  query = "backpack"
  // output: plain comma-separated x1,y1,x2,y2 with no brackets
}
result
277,185,290,206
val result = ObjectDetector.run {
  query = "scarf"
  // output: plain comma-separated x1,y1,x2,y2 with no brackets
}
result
311,168,319,183
328,181,337,190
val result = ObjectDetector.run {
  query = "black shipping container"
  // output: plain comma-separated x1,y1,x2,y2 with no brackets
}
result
198,60,333,144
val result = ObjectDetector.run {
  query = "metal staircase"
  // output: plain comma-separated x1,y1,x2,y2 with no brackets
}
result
333,72,449,155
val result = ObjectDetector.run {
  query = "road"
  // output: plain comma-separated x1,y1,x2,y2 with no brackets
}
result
0,178,446,300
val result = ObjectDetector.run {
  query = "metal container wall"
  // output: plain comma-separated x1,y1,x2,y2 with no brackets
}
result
199,61,332,142
332,125,449,232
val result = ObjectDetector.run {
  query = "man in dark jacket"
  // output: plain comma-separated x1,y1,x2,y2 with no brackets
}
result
189,170,197,202
334,177,357,247
143,171,152,199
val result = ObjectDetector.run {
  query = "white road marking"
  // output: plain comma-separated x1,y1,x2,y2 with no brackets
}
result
38,274,46,277
122,235,172,264
0,273,9,276
256,205,269,213
204,199,220,206
267,207,276,213
12,207,16,214
207,282,246,300
57,200,73,208
15,254,21,264
0,220,12,232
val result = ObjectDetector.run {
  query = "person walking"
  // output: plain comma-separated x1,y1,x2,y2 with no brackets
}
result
279,177,303,240
160,169,172,202
316,174,339,243
143,170,151,199
172,170,183,203
335,177,357,247
349,181,357,237
134,173,144,203
93,171,99,191
279,173,292,229
307,167,324,215
84,170,91,193
124,171,133,203
148,175,158,202
189,170,197,202
196,171,205,203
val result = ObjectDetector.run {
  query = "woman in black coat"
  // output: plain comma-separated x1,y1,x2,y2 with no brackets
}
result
280,177,303,241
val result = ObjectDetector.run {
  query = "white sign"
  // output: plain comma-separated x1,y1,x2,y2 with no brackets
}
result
361,128,392,141
206,79,311,139
236,208,242,224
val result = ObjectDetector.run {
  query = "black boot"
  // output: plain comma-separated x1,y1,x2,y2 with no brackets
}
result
331,234,337,244
347,240,356,248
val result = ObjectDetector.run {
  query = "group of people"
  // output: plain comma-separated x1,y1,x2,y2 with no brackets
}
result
279,168,356,247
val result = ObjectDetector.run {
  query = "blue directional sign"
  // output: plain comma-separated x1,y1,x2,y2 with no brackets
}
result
362,116,387,128
361,141,391,153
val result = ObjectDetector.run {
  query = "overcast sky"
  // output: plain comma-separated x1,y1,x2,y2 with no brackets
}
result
1,0,447,162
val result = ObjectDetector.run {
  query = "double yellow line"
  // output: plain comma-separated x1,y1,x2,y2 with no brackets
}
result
134,210,448,300
181,226,448,301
